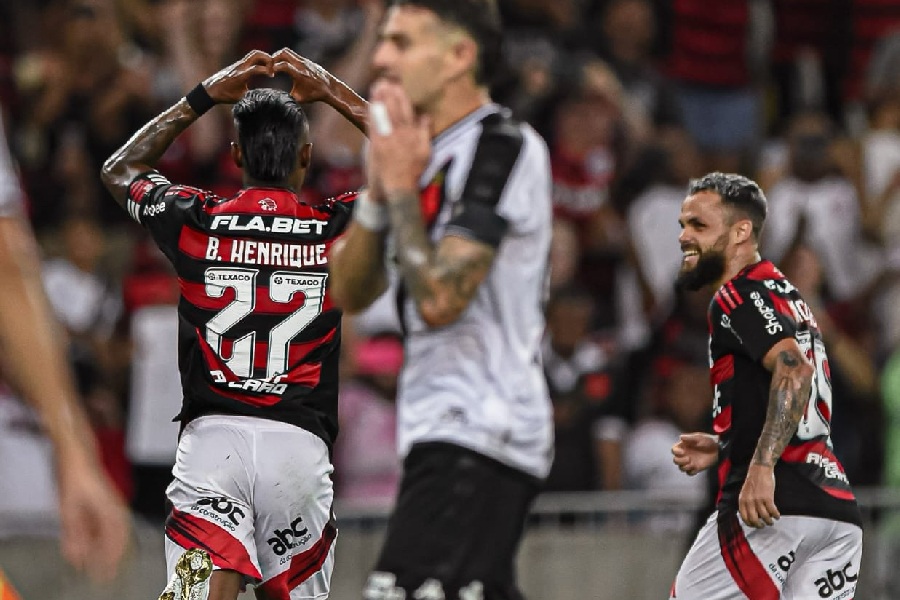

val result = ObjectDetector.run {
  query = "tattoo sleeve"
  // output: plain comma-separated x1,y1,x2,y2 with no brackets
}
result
385,191,495,327
100,99,199,207
752,349,814,467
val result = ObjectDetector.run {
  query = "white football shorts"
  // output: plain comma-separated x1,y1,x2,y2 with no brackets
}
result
671,510,862,600
164,415,336,599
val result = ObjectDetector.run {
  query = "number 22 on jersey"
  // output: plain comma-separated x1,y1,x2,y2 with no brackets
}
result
203,267,327,380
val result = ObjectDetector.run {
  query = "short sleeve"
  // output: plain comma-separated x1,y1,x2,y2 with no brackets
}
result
719,280,796,362
126,171,209,246
444,113,530,248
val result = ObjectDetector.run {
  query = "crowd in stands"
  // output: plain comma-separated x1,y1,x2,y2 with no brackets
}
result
0,0,899,532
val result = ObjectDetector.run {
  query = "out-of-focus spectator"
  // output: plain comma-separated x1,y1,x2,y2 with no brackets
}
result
333,334,403,510
14,0,155,228
597,0,680,130
548,218,580,292
622,358,709,531
844,3,900,107
115,235,181,523
768,0,846,130
624,127,702,321
542,285,624,492
762,110,882,305
861,56,900,356
666,0,763,173
42,215,121,347
549,63,632,332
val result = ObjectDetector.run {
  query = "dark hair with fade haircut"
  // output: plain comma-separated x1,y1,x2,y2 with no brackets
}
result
392,0,503,85
688,172,768,239
232,88,309,182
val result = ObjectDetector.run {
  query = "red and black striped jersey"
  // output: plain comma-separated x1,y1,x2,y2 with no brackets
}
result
126,171,356,447
709,260,861,526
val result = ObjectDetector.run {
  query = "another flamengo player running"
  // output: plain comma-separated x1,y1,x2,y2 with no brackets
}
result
669,172,862,599
101,49,367,600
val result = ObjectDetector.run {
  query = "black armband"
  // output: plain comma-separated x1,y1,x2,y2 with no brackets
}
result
186,83,216,116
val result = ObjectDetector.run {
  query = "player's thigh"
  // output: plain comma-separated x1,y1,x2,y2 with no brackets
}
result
781,520,862,600
249,421,336,600
366,442,538,600
673,510,798,600
165,416,262,582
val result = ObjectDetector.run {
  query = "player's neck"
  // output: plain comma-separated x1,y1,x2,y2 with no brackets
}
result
715,250,762,289
242,177,297,193
428,85,491,138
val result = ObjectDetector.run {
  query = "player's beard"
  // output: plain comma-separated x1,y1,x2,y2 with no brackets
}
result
676,237,728,291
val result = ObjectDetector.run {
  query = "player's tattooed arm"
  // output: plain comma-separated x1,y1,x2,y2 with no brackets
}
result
387,191,495,328
754,339,815,467
101,101,197,207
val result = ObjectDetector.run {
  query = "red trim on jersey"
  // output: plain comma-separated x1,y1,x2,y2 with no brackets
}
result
821,486,856,501
715,292,732,314
259,522,337,599
720,285,739,309
744,260,783,281
768,292,794,319
779,442,856,501
716,457,731,504
817,397,831,423
165,508,262,580
711,355,734,385
718,514,779,600
713,405,732,435
726,281,743,304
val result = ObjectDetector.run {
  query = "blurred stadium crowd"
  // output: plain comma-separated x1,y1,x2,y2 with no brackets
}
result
1,0,900,531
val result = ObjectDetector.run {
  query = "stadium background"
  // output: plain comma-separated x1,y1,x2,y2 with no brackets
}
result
1,0,900,598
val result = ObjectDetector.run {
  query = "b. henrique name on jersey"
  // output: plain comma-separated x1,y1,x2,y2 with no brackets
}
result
708,260,860,527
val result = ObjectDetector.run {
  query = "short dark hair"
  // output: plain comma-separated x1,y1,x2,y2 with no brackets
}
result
688,172,767,238
392,0,502,85
232,88,309,183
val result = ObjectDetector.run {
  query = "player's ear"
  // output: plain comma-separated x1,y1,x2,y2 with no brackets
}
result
447,34,478,81
230,142,243,169
298,142,312,169
732,218,753,244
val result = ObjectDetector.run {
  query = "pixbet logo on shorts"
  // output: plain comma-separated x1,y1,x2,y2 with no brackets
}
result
814,561,858,599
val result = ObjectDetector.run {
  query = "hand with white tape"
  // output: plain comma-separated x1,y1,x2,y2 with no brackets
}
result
366,80,432,198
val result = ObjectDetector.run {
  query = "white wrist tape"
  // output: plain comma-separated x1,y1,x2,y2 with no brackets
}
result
354,190,389,231
370,102,393,136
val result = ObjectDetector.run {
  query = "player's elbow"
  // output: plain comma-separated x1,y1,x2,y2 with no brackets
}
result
329,275,385,315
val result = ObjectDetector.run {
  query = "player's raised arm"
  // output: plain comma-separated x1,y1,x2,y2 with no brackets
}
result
364,81,497,328
272,48,369,134
101,50,275,206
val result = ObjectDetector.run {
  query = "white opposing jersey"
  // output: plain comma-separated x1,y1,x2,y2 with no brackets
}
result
395,104,554,479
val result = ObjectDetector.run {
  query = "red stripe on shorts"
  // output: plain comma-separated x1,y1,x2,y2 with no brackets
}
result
165,508,262,580
261,521,337,600
717,513,779,600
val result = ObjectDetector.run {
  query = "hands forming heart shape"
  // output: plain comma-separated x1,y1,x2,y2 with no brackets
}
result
201,48,333,105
